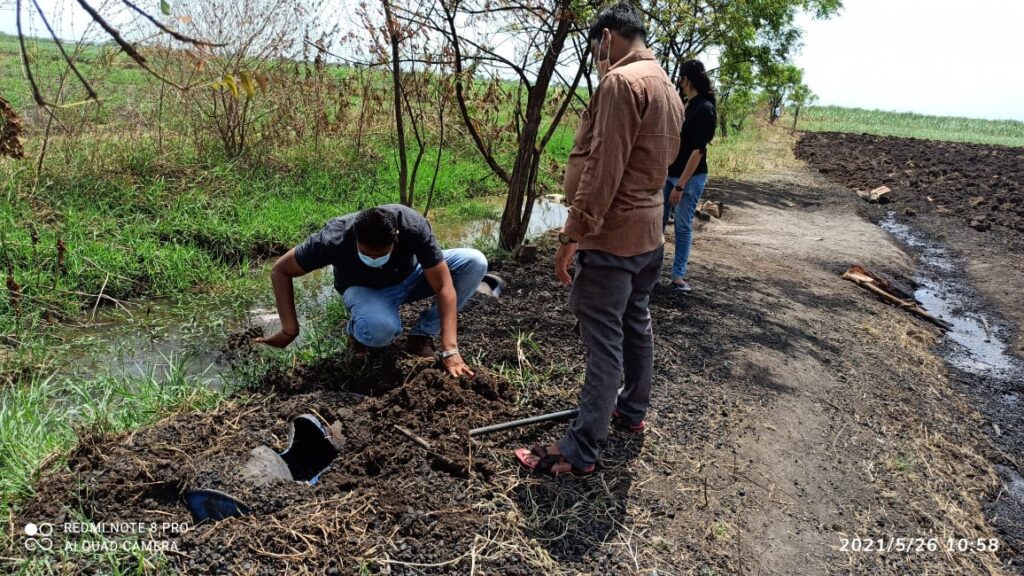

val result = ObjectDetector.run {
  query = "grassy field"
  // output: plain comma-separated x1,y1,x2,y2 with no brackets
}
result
792,105,1024,147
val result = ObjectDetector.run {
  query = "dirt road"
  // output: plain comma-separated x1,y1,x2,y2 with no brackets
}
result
5,167,1020,575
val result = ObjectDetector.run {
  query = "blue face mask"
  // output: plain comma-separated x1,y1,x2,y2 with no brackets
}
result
358,250,391,268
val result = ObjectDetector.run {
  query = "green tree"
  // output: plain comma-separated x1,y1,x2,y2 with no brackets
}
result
788,82,816,133
642,0,841,86
760,62,803,123
715,57,756,137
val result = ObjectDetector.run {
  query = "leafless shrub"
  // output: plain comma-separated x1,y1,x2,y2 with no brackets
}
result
165,0,333,157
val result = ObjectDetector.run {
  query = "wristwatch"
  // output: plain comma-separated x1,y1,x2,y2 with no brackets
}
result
439,348,460,359
557,232,578,245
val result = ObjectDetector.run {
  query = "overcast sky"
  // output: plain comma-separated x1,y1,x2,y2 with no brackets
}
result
2,0,1022,121
794,0,1023,121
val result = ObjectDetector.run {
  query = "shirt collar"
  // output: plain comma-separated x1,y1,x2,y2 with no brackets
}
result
609,48,656,71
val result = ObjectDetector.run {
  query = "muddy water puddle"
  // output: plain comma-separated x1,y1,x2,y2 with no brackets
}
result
880,213,1020,378
53,267,337,384
433,197,568,246
54,198,567,383
880,212,1024,547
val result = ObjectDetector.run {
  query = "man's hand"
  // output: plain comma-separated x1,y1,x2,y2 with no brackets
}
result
257,250,307,350
669,186,683,206
442,353,474,378
555,241,578,285
255,329,297,349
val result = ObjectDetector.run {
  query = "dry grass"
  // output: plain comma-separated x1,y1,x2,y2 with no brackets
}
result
709,121,805,182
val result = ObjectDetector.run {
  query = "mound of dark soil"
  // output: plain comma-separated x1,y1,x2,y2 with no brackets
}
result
795,131,1024,244
12,354,522,574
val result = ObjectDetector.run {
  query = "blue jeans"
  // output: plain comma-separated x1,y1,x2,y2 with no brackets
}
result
662,173,707,280
341,248,488,347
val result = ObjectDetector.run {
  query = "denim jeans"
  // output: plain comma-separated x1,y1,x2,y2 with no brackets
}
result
341,248,488,347
662,172,707,280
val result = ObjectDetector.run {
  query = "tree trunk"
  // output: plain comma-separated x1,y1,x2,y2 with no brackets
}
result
381,0,409,206
497,3,572,250
791,104,800,134
717,91,729,138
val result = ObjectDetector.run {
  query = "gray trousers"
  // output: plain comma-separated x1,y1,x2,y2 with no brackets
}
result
558,246,664,469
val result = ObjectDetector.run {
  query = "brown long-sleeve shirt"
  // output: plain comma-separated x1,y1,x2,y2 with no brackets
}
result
563,48,683,257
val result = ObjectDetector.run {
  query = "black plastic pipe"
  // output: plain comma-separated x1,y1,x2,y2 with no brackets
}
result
469,408,579,437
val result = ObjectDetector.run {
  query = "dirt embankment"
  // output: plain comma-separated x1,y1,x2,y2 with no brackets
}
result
4,170,1021,575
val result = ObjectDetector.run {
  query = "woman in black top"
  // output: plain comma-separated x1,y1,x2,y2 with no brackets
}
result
664,60,716,292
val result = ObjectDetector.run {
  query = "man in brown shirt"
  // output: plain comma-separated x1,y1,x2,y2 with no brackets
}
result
516,2,683,475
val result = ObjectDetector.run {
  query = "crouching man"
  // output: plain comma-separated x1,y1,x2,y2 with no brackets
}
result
256,205,486,377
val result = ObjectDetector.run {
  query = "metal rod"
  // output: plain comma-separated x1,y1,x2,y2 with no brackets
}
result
469,408,579,437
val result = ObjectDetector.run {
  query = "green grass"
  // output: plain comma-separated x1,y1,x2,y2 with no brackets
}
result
0,135,498,340
792,105,1024,147
0,357,221,575
0,353,230,516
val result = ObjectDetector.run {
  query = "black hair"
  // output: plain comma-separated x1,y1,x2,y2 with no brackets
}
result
354,207,398,247
679,59,716,107
587,2,646,44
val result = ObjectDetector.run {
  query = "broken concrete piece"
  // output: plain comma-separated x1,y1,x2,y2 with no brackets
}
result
969,196,986,207
240,445,294,486
514,244,538,263
700,201,723,218
475,273,506,298
857,185,892,203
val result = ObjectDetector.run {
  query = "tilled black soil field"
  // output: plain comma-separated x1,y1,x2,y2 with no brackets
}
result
795,131,1024,247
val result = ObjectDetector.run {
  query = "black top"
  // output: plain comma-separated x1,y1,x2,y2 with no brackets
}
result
294,204,445,294
667,94,716,178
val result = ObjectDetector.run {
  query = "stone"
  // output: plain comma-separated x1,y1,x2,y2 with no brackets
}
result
969,219,991,232
514,244,538,263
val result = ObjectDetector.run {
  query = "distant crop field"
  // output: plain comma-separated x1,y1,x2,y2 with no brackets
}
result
793,106,1024,147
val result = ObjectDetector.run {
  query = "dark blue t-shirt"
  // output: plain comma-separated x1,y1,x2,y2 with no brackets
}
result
294,204,444,294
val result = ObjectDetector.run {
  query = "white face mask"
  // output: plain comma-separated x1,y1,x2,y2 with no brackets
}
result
358,250,391,268
595,36,611,80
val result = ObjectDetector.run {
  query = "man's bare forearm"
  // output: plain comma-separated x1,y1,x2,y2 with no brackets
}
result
271,268,299,334
438,285,458,351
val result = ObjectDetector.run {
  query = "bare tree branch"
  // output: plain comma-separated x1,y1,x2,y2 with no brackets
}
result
119,0,225,47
